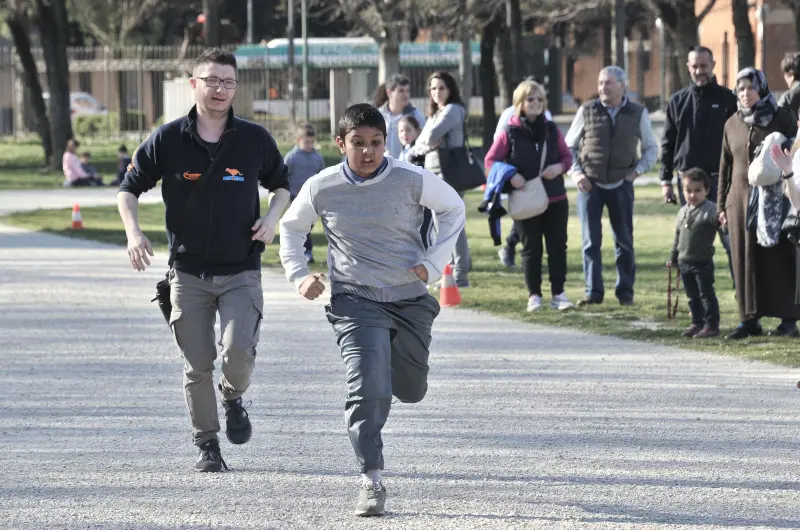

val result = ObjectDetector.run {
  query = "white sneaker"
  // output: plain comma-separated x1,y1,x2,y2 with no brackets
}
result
526,295,543,312
550,292,574,310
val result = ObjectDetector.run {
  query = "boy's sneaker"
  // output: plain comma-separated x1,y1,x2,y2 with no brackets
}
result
693,325,720,338
354,481,386,517
682,324,702,338
222,395,252,445
498,246,515,268
195,440,228,472
550,292,574,310
526,295,543,312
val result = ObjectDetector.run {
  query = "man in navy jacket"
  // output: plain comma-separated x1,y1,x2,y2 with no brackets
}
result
118,48,290,472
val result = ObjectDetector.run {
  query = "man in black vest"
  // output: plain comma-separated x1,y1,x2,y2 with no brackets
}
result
660,46,737,279
565,66,658,306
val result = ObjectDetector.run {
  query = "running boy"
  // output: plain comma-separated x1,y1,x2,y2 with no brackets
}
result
284,123,326,263
279,103,465,517
667,167,720,338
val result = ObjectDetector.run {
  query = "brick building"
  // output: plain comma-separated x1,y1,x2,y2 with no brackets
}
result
566,0,798,106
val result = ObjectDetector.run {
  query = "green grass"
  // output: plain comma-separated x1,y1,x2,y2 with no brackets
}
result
0,137,344,190
3,185,798,367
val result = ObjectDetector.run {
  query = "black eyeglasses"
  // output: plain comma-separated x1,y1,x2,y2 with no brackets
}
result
198,77,238,89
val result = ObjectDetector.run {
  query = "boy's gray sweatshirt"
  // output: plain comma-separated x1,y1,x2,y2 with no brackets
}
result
279,157,466,302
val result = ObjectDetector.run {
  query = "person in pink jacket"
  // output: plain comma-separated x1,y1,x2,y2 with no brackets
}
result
62,139,103,187
484,79,574,312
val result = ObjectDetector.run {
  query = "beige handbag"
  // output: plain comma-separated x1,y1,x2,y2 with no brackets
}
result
508,140,549,220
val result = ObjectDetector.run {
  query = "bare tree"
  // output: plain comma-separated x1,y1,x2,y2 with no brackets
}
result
35,0,72,170
2,0,52,163
70,0,163,130
651,0,718,88
336,0,411,82
731,0,755,70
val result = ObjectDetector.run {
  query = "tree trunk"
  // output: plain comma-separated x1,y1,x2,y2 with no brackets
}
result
203,0,221,46
495,30,512,108
117,69,129,131
602,18,612,67
731,0,755,70
458,2,472,113
613,0,626,67
378,35,400,86
506,0,522,85
481,16,500,152
6,13,52,164
36,0,73,170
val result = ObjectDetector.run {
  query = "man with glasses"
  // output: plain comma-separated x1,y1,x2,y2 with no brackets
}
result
118,47,290,472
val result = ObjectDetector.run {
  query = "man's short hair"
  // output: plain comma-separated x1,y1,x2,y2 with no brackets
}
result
781,52,800,78
599,65,628,87
337,103,387,139
682,167,711,190
194,47,237,72
118,144,128,153
296,123,316,138
688,46,714,61
385,73,411,92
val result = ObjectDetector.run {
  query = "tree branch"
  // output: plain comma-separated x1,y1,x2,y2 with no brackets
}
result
697,0,717,22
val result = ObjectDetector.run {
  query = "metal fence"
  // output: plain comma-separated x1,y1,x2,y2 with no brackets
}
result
0,44,491,142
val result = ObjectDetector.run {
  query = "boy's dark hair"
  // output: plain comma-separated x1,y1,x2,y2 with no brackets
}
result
398,115,420,131
80,151,91,158
118,144,127,153
781,52,800,78
688,45,714,61
683,167,711,190
195,47,237,72
385,73,411,92
337,103,387,139
296,123,316,138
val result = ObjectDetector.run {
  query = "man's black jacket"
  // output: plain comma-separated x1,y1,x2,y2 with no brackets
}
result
120,106,289,276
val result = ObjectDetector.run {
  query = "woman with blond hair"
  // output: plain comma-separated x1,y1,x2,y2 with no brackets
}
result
484,80,574,312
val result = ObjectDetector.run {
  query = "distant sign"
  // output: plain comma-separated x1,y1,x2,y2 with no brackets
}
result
234,38,481,68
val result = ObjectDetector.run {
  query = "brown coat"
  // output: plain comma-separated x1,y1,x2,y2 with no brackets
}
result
718,107,800,321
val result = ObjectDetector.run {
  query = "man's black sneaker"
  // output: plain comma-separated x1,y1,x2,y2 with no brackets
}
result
222,396,252,445
195,440,228,472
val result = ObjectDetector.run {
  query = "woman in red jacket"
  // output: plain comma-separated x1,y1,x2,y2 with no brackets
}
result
484,80,574,312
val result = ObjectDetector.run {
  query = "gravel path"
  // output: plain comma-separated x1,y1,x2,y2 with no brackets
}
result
0,190,798,529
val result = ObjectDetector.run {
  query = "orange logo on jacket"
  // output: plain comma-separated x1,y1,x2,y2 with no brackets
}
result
183,172,201,180
225,168,242,176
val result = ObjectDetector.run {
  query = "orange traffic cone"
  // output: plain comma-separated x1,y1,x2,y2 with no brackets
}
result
71,203,84,230
439,263,462,307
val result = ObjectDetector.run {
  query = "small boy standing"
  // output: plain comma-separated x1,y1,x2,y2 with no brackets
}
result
667,167,721,338
284,123,326,263
279,104,465,517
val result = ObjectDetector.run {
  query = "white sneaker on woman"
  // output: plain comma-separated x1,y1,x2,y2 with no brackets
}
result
526,295,543,312
550,292,574,310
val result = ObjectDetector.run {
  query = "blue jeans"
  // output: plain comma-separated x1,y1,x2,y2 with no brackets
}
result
576,181,635,302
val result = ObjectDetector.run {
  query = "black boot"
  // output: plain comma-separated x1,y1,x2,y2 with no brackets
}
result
222,395,252,445
195,440,228,472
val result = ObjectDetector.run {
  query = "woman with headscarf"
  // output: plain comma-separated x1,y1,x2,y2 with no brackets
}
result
718,68,800,339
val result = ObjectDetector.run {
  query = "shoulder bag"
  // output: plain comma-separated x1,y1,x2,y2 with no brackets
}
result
507,139,549,220
436,109,486,192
